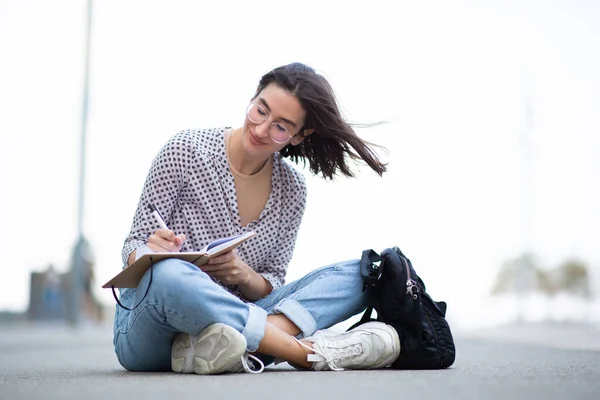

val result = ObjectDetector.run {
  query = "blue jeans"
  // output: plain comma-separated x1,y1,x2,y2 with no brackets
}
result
113,258,368,371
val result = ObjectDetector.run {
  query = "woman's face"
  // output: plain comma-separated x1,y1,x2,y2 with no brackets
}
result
241,83,307,158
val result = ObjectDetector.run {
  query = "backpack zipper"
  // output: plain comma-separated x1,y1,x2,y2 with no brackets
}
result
403,258,418,299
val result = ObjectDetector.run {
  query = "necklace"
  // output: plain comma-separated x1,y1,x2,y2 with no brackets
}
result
226,128,271,177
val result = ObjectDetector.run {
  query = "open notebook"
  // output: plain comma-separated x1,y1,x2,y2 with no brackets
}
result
102,231,256,288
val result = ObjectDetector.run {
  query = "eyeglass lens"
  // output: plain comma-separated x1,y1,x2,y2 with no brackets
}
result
247,103,292,144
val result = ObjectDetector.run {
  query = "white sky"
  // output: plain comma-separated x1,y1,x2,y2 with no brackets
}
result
1,0,599,329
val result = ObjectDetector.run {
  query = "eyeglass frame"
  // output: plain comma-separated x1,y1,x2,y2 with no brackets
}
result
245,101,304,144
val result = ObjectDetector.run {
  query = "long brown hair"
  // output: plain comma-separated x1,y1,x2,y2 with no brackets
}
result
254,63,387,180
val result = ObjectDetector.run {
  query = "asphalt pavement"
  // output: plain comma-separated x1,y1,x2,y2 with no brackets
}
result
1,320,599,400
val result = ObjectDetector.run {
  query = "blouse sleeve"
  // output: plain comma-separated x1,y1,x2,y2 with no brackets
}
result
259,171,307,290
121,132,194,266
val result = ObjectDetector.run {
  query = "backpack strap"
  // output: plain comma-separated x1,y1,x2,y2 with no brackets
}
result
360,249,382,291
347,306,377,331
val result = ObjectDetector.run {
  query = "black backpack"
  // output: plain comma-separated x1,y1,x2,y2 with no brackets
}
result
350,246,456,369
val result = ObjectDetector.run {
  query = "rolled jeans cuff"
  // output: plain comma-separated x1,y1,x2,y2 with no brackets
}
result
242,304,268,352
272,298,317,339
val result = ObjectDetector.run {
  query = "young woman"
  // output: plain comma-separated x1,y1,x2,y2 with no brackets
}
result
113,62,400,374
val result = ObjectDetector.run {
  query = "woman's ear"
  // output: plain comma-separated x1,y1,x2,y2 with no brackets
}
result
291,129,314,146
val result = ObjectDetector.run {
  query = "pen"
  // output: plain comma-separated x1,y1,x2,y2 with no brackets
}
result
148,203,169,230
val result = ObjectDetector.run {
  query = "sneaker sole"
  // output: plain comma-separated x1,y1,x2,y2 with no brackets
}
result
357,321,401,369
171,323,247,375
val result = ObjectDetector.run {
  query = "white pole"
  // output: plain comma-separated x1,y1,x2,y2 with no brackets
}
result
69,0,93,326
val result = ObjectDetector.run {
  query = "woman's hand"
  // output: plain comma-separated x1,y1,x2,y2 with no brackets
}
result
200,250,273,300
147,228,187,252
200,250,252,286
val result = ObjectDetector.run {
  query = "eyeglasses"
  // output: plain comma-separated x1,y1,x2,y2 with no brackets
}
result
246,102,296,144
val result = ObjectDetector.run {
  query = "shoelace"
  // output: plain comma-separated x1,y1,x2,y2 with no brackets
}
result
294,332,362,371
234,353,265,374
325,343,362,362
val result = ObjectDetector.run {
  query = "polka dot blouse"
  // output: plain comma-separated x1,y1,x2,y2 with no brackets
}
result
121,128,307,300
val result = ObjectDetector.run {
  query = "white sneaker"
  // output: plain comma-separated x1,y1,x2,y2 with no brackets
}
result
171,323,248,375
299,322,401,371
